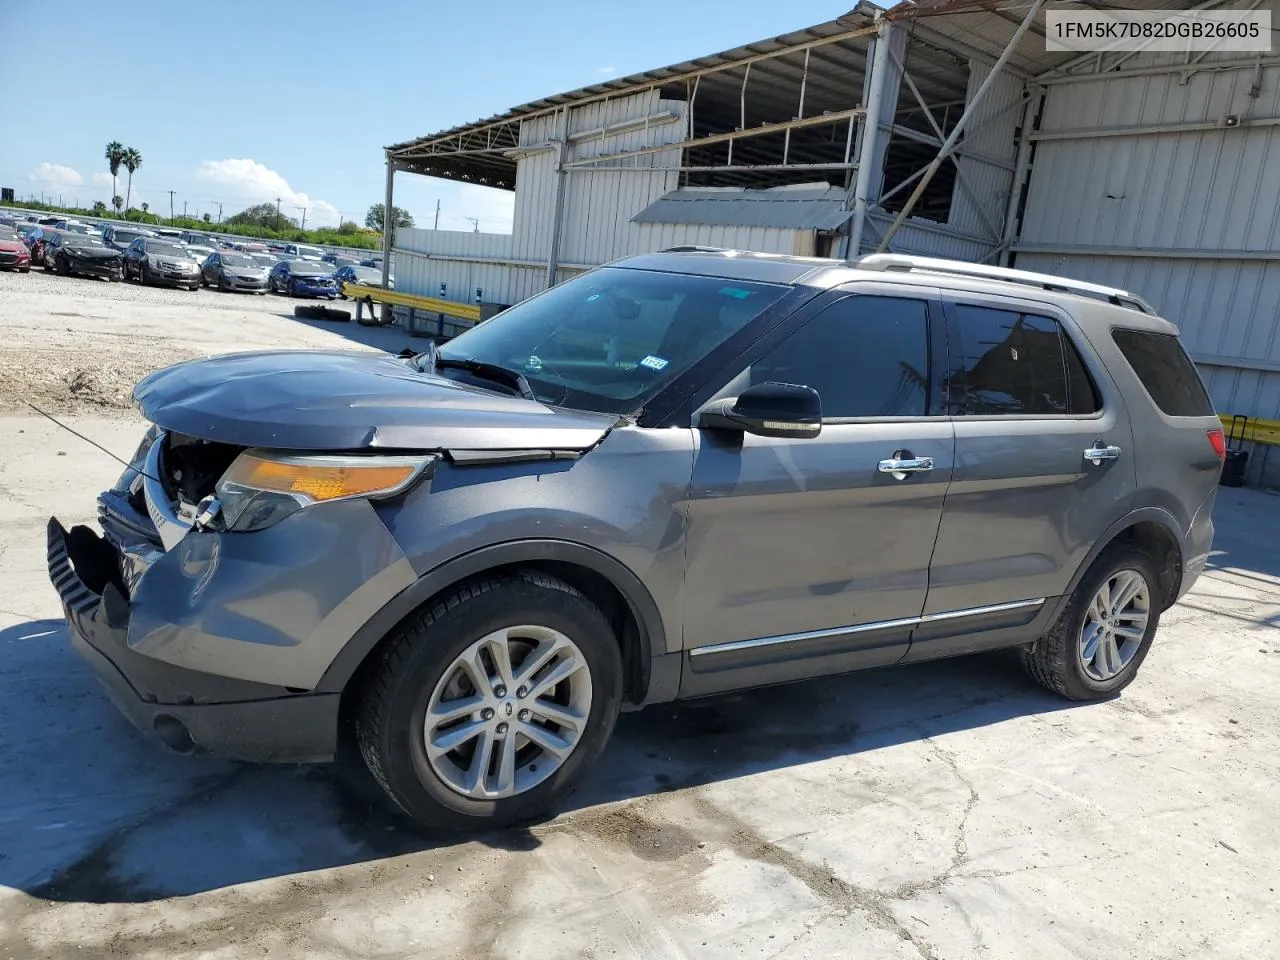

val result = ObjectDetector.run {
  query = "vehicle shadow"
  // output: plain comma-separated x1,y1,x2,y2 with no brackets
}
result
0,614,1077,906
278,311,424,354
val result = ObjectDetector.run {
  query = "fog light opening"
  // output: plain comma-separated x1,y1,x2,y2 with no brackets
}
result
154,714,196,754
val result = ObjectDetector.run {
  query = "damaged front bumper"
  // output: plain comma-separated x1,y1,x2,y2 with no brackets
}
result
47,517,342,762
45,431,418,763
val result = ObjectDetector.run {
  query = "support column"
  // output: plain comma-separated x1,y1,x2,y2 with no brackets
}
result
999,86,1041,266
380,154,396,322
847,19,895,261
546,107,570,288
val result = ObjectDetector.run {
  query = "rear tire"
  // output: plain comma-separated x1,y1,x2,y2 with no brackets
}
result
356,573,623,830
1021,546,1161,701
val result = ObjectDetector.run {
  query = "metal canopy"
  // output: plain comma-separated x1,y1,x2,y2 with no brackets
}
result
632,185,856,230
388,0,1220,191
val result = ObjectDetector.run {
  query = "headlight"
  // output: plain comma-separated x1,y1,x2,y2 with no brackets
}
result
214,450,437,532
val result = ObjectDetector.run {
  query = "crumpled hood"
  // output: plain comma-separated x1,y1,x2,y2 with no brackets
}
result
133,350,618,451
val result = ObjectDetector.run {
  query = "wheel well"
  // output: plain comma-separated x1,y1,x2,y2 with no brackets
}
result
338,560,649,730
1113,521,1182,609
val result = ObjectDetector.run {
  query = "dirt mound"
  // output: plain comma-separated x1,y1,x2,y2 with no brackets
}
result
2,348,195,415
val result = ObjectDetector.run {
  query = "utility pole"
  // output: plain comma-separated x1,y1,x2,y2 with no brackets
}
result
168,190,176,224
274,197,282,230
433,199,440,231
182,200,188,222
296,206,307,230
465,217,479,233
213,200,223,224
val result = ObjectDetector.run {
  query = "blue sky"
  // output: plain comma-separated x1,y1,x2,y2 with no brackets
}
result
1,0,850,231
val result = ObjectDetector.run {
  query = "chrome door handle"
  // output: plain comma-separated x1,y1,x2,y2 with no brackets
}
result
1084,443,1122,465
879,456,934,476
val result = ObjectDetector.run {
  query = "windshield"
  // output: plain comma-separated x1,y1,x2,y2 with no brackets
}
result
437,267,788,414
64,223,93,234
221,253,256,267
292,245,323,257
289,260,330,274
66,235,106,247
353,267,382,283
113,230,147,245
0,226,17,241
145,241,187,257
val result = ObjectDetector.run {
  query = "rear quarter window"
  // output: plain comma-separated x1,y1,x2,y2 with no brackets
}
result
1111,329,1214,417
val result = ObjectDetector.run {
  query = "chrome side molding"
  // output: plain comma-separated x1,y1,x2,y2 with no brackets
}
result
688,598,1045,658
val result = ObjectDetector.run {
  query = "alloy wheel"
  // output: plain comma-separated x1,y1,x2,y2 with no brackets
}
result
424,625,592,800
1079,569,1150,681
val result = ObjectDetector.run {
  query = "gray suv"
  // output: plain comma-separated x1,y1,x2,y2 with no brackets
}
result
47,250,1225,829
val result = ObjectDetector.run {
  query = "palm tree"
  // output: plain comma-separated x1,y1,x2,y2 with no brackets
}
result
112,195,124,215
121,147,142,214
140,202,149,214
104,141,124,209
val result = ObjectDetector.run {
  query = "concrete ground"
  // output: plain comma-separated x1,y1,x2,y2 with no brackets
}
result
1,273,1278,960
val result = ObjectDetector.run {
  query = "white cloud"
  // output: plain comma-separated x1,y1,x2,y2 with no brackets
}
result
92,172,113,186
30,163,84,186
196,158,342,227
596,66,616,75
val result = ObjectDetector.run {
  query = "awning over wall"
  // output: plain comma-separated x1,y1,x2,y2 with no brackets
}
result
632,185,854,230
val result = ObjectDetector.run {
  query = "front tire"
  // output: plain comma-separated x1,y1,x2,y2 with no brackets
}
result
356,573,623,830
1021,546,1161,701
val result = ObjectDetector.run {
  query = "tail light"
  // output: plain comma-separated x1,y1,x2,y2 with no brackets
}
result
1207,428,1226,460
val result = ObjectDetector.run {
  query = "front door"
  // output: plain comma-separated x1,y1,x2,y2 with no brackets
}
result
910,294,1136,661
679,286,955,697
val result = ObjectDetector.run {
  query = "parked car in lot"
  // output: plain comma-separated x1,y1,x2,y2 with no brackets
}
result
248,252,278,270
200,251,269,293
101,224,156,253
269,258,338,298
321,253,362,270
334,264,389,296
179,230,220,249
45,250,1223,830
183,242,217,263
284,242,325,261
53,219,101,237
122,237,201,289
21,225,58,264
42,231,124,280
0,225,31,272
43,230,123,280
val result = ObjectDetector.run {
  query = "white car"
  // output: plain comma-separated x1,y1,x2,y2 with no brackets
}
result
184,243,216,263
284,243,325,261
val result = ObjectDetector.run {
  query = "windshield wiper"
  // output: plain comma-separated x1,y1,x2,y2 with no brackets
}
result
422,351,535,401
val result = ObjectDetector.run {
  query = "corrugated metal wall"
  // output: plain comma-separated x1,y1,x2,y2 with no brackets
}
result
1016,41,1280,431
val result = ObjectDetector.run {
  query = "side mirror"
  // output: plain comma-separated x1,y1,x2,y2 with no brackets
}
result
697,381,822,439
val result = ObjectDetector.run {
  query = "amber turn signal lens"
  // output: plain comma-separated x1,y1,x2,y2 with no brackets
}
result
222,454,418,502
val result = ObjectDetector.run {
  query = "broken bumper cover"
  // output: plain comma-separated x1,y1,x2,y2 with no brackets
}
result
47,517,343,763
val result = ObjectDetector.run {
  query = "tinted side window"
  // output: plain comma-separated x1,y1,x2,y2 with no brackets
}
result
742,295,931,418
1112,329,1213,416
948,305,1099,415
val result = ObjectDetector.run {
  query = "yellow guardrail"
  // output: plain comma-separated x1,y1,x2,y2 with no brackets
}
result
1220,415,1280,446
342,283,482,323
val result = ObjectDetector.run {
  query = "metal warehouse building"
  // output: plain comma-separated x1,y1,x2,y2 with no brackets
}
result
382,0,1280,481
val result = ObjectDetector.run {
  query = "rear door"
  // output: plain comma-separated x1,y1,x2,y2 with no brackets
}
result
680,284,955,696
913,293,1136,659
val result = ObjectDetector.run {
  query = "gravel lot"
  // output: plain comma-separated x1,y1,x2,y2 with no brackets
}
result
1,274,1278,959
0,268,409,414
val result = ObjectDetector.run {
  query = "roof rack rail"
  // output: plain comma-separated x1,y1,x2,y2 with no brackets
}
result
853,253,1154,315
660,245,732,253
